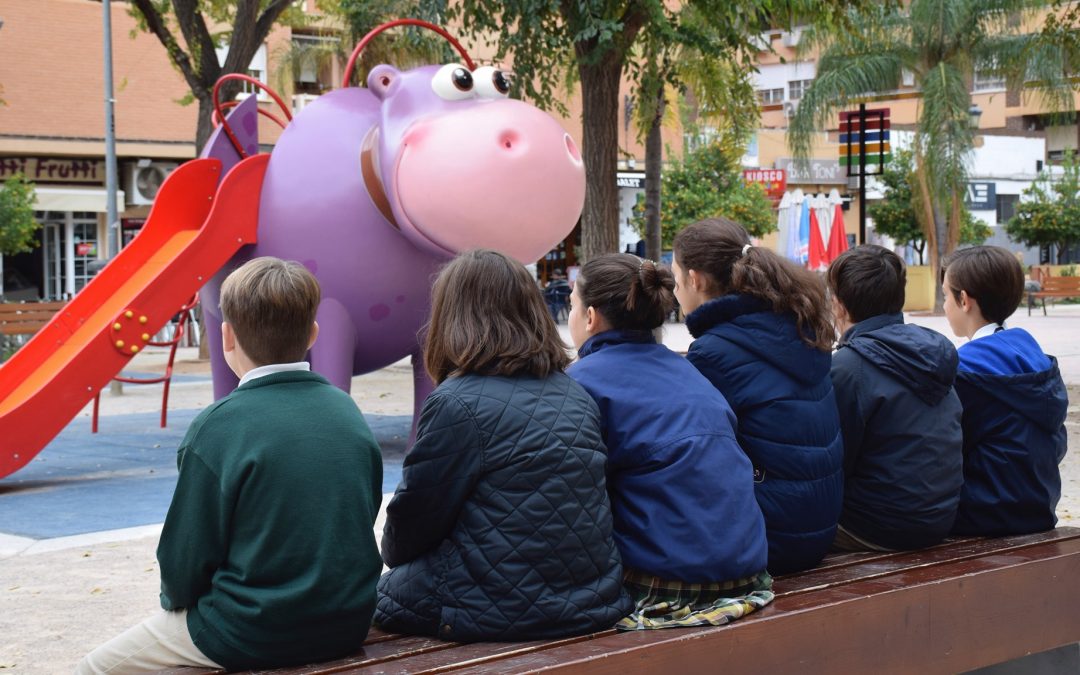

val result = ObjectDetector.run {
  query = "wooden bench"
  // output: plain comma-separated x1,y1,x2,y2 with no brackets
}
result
1028,276,1080,315
159,527,1080,674
0,300,67,337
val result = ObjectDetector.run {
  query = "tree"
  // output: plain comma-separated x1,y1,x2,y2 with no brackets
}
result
869,147,991,264
790,0,1079,309
128,0,306,153
273,0,453,95
0,174,41,298
453,0,865,262
1006,149,1080,262
632,138,774,249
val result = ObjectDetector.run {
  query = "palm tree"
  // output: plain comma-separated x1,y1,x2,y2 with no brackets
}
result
789,0,1079,308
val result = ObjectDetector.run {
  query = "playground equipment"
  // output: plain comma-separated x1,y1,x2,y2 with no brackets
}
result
0,20,585,478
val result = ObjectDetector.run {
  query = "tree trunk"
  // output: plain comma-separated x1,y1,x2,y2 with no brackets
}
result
932,205,948,312
643,87,664,263
577,51,624,262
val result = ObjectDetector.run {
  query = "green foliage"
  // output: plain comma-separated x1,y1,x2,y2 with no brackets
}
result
869,147,990,263
632,140,774,248
1006,149,1080,261
790,0,1080,265
0,174,41,257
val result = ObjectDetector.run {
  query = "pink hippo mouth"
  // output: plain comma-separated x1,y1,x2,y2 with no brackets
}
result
389,101,586,262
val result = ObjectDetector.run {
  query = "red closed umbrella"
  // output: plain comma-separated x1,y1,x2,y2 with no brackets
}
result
826,202,848,262
808,208,828,270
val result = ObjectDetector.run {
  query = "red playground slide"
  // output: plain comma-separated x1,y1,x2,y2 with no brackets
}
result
0,154,268,478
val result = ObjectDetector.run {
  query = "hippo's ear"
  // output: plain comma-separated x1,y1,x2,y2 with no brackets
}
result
368,65,401,100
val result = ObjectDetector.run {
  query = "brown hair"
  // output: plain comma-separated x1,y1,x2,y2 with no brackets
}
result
941,245,1024,325
672,217,835,351
220,257,321,366
826,245,906,324
424,249,570,383
577,254,675,331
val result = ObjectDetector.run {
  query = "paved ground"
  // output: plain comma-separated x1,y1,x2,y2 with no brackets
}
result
1,306,1078,673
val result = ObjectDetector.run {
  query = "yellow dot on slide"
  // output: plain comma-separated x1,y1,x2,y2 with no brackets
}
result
139,316,148,324
124,311,133,319
130,345,139,353
113,323,121,331
116,340,125,348
142,333,150,341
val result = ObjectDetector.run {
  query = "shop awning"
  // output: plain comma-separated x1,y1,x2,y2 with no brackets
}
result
31,187,126,213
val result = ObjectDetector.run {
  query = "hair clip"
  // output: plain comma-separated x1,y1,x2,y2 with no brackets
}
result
741,244,752,258
639,258,655,271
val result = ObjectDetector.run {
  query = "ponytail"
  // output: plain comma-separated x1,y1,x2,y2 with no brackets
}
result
578,254,675,331
673,218,835,352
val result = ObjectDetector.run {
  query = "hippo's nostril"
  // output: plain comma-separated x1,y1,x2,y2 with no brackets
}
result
499,130,520,151
564,134,581,163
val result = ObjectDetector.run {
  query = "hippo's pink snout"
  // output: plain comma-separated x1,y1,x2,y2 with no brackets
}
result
393,100,586,262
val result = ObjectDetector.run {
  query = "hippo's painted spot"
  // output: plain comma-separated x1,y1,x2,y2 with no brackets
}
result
369,303,391,321
303,260,318,274
242,112,258,136
395,295,405,304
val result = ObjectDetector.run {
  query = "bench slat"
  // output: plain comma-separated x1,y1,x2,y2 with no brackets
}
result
436,538,1080,674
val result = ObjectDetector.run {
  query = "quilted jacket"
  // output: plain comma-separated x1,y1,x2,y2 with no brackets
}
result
375,371,632,641
684,294,844,574
951,328,1068,536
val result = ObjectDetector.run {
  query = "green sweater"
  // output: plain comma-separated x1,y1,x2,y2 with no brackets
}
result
157,370,383,670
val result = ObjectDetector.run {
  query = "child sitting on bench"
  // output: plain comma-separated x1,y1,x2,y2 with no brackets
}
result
827,245,964,552
941,245,1069,535
375,249,631,641
567,253,772,630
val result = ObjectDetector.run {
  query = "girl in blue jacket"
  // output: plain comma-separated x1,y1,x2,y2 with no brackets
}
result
672,218,844,574
942,246,1068,535
567,253,772,630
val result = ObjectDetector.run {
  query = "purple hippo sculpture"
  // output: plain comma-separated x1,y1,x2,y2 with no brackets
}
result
199,30,585,434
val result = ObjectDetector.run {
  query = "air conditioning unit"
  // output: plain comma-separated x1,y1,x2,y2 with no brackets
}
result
125,161,178,206
293,93,319,114
782,100,797,119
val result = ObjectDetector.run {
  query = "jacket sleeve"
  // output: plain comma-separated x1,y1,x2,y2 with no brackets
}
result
157,449,229,611
686,337,734,402
830,349,866,477
381,392,483,568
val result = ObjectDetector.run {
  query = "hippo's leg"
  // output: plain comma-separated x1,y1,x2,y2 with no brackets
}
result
409,350,435,446
204,307,239,399
309,298,356,393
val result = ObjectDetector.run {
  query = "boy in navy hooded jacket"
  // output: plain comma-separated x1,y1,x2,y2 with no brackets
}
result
941,246,1068,535
827,245,964,551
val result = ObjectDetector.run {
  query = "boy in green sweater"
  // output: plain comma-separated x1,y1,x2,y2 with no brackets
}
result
78,257,383,673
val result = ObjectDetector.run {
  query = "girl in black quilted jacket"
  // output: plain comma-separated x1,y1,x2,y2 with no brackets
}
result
374,249,632,641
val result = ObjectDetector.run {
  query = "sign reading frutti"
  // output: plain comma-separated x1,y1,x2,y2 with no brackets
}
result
0,158,106,184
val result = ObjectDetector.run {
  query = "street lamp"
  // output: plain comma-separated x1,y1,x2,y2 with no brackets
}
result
968,103,983,130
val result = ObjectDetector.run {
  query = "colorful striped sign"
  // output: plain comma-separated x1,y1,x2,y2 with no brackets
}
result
839,142,891,156
840,153,892,167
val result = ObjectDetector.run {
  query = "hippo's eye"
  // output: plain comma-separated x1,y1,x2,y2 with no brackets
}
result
473,66,512,99
432,63,475,101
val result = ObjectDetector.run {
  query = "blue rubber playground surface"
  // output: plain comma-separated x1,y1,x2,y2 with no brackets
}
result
0,397,410,540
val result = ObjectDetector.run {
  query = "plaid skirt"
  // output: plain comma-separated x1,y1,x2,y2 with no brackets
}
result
616,568,774,630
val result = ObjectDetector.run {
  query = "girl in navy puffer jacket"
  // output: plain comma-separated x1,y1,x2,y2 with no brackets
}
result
567,253,771,630
672,218,844,574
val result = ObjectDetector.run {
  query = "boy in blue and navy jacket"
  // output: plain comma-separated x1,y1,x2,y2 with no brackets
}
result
826,245,964,552
941,246,1068,535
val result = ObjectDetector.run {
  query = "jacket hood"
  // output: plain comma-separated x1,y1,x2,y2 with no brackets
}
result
841,313,958,405
686,294,830,386
957,330,1068,433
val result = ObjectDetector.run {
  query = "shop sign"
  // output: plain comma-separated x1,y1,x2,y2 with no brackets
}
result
76,242,97,257
742,168,787,201
774,158,847,185
0,157,106,184
965,182,996,210
616,172,645,189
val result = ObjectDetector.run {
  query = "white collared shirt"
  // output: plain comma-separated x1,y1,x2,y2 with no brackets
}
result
238,361,311,387
971,322,1003,342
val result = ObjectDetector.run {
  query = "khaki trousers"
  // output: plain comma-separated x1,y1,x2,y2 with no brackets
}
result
75,609,222,674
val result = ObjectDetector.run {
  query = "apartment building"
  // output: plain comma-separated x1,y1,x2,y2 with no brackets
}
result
748,22,1080,264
